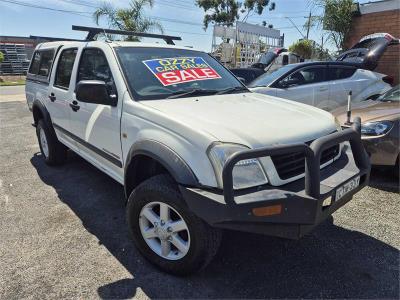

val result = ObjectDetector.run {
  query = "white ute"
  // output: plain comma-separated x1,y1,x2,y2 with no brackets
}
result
26,26,370,275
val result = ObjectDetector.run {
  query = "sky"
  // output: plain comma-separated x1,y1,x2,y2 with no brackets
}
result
0,0,373,52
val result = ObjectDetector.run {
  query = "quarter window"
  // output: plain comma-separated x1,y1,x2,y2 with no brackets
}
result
54,48,77,89
329,67,356,80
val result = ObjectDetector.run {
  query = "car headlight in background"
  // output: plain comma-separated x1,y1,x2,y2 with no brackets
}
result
361,121,393,136
207,143,268,190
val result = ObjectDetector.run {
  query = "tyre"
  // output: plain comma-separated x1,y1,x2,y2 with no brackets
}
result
126,174,222,275
36,119,67,165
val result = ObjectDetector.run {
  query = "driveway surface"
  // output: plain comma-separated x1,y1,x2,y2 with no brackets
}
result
0,91,399,299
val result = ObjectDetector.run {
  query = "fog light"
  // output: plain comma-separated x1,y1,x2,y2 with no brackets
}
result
252,204,282,217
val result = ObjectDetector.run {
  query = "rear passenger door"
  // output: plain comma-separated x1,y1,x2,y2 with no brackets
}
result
328,65,358,109
48,47,79,149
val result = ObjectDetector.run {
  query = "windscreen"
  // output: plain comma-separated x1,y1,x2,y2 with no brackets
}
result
257,52,277,65
115,47,244,100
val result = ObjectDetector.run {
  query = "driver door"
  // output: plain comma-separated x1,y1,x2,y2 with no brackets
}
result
69,46,123,181
276,65,330,109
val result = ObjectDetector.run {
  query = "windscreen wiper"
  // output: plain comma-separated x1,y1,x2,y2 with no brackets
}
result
215,86,249,95
166,88,219,99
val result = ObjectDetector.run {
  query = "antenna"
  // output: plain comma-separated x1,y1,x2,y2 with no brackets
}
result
72,25,182,45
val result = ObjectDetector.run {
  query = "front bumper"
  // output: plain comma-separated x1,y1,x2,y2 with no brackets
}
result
180,118,371,240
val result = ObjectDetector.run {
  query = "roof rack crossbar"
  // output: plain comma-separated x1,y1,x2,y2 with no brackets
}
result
72,25,182,45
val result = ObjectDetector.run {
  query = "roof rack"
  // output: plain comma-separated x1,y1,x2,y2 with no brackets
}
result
72,25,182,45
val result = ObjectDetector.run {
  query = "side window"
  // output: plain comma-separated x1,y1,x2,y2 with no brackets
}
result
37,50,55,77
77,48,115,91
329,67,356,80
283,66,326,86
54,48,77,89
28,49,55,77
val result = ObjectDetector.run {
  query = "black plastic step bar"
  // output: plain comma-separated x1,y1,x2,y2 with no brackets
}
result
222,117,370,205
72,25,182,45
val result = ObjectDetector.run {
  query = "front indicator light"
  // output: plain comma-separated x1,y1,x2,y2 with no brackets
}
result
252,204,282,217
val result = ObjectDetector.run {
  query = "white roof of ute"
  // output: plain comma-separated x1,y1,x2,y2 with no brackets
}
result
35,40,201,52
35,41,76,50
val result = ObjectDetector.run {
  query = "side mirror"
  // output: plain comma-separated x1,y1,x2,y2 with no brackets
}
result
75,80,117,106
280,77,299,88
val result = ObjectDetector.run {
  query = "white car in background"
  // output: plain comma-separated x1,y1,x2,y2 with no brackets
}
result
249,33,398,111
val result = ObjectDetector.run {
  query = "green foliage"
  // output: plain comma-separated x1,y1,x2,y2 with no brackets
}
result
196,0,276,29
288,39,313,59
93,0,163,41
310,0,355,51
0,51,4,64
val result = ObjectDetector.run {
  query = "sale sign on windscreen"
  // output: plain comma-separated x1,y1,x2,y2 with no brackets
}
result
142,57,221,86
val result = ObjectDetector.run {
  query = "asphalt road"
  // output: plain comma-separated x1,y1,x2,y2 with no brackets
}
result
0,92,399,299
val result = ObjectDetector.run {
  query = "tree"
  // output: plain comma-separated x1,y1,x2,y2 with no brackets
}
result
289,39,313,59
309,0,355,51
93,0,163,41
196,0,276,29
0,51,4,64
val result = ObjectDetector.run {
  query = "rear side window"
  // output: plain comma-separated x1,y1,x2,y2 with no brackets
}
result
54,48,77,89
329,67,356,80
38,50,54,77
28,49,55,77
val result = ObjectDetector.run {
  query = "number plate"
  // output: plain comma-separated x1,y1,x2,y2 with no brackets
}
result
335,176,360,202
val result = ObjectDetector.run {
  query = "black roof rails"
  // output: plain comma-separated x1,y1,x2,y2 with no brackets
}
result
72,25,182,45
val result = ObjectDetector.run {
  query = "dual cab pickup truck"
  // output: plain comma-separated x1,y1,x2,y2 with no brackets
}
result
26,26,370,275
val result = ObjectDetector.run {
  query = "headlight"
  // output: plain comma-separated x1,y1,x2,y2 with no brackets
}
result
361,121,393,136
207,143,268,189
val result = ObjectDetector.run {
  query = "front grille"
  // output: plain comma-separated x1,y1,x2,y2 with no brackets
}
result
270,143,340,180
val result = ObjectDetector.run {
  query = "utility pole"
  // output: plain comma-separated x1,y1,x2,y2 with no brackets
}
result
306,11,312,40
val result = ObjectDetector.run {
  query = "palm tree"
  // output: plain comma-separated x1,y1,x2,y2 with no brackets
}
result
93,0,163,41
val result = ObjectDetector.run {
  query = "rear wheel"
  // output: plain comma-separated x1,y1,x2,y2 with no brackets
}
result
36,119,67,165
126,175,222,275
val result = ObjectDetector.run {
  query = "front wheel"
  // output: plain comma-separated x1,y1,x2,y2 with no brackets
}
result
126,175,222,275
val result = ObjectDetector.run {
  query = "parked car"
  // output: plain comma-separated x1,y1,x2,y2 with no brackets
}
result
248,33,398,111
230,47,302,84
26,25,370,275
333,85,399,174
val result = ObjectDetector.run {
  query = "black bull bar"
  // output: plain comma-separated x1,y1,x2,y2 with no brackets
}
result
221,117,370,205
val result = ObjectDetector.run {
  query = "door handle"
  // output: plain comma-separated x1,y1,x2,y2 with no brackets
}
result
69,100,80,112
318,87,328,91
48,93,56,102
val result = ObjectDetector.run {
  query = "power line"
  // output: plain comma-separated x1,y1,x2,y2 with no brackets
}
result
0,0,93,17
58,0,98,8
